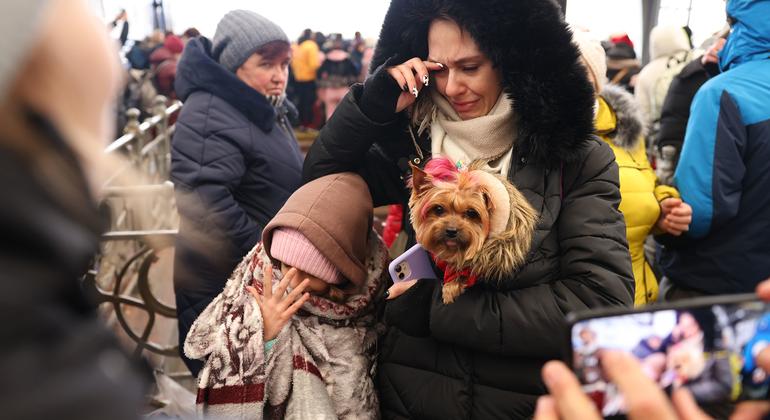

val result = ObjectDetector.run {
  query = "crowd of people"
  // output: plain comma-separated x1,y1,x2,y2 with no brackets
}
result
112,16,373,135
1,0,769,418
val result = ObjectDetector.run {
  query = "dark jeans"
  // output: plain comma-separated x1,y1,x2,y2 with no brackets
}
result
294,80,317,127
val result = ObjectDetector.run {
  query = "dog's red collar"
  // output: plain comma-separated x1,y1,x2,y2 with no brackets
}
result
432,256,478,288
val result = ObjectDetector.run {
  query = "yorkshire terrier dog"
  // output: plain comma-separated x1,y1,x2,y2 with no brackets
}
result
408,157,539,304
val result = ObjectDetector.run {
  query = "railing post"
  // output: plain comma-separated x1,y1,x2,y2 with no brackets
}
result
123,108,142,165
152,96,169,181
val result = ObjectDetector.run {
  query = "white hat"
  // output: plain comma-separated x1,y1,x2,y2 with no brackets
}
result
0,1,49,101
572,28,608,93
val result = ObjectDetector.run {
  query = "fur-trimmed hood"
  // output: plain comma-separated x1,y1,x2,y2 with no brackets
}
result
371,0,595,166
597,84,646,150
469,172,538,282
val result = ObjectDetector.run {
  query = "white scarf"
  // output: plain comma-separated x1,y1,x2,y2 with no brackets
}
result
430,90,516,175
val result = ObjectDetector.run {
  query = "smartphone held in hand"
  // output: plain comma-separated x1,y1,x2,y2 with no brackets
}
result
567,294,770,417
388,244,437,283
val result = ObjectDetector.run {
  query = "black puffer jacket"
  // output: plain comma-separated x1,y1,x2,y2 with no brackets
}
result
303,0,634,417
656,57,720,156
171,37,303,375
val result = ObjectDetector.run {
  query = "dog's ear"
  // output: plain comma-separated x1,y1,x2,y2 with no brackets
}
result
409,163,432,197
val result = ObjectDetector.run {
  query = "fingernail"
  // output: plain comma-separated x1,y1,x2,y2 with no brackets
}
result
422,74,429,86
402,83,409,92
436,62,444,69
383,290,390,299
411,87,419,98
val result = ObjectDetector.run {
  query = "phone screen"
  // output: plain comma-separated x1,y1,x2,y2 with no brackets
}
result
570,299,770,416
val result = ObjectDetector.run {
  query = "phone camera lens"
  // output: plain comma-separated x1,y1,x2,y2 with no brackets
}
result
395,265,402,273
398,273,405,280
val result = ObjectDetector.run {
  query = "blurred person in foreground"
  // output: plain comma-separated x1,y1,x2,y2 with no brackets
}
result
171,9,303,377
534,280,770,420
0,0,147,419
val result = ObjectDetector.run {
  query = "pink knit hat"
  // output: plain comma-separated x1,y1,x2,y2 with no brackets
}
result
270,228,344,285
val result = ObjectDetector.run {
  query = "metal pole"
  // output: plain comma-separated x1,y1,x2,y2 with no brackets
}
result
686,0,694,27
157,0,167,33
642,0,661,66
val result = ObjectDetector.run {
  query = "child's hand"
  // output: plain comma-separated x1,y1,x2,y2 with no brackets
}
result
246,264,310,342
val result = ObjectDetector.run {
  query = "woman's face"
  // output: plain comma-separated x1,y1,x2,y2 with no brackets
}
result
428,19,503,120
236,50,291,97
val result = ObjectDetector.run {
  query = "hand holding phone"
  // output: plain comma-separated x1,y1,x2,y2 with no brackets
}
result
567,294,770,417
535,353,702,420
388,244,437,283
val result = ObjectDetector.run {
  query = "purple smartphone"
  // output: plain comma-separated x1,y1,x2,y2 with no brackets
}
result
389,244,438,283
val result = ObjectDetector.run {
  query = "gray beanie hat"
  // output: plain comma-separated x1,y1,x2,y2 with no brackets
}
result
0,0,49,101
212,10,289,73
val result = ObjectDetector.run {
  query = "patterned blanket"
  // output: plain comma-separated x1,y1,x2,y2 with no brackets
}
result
184,232,387,419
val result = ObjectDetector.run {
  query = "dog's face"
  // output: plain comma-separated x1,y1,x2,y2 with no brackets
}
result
409,165,492,267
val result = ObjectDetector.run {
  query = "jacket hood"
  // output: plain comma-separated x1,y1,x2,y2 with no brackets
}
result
371,0,595,167
469,170,539,282
175,37,277,132
262,173,373,290
719,0,770,70
597,84,645,150
649,25,691,60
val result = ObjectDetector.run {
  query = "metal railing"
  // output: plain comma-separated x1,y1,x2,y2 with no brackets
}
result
88,95,319,385
88,95,187,380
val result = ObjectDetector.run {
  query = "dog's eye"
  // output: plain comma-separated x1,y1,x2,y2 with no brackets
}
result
465,209,481,220
433,205,445,216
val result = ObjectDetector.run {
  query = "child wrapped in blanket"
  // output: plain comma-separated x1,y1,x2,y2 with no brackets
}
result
184,173,387,419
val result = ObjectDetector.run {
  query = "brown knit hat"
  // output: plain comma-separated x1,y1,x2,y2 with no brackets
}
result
262,173,373,290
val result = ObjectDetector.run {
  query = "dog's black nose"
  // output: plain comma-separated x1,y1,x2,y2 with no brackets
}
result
445,228,458,238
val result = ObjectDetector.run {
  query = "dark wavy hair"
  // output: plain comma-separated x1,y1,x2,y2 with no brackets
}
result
256,40,291,61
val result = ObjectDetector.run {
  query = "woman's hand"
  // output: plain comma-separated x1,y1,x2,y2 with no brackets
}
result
246,265,310,342
386,58,444,113
534,352,709,420
657,198,693,236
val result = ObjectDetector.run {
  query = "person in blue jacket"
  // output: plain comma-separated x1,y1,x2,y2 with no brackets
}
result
658,0,770,299
170,10,303,375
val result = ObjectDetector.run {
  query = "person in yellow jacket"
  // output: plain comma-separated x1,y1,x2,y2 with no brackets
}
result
291,29,321,128
573,29,693,305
